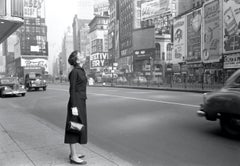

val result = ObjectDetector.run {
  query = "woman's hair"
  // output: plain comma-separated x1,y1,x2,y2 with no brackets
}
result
68,50,80,66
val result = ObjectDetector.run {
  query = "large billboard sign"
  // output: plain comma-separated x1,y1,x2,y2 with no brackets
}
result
173,15,186,63
24,0,45,18
159,0,171,15
186,9,202,63
90,52,109,69
202,0,221,63
141,0,160,21
223,0,240,53
21,58,48,71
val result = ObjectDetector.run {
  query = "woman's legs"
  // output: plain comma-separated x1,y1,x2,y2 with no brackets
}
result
69,144,86,163
70,144,77,157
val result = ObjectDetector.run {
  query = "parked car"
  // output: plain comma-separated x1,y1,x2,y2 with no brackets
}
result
117,76,127,84
0,77,26,97
197,69,240,137
132,76,147,84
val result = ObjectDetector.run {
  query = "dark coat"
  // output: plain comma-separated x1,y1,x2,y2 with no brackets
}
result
64,66,88,144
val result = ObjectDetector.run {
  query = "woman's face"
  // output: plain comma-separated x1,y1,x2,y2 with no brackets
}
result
76,52,86,65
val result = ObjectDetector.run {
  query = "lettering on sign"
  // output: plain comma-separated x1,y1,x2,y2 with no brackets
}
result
90,52,109,68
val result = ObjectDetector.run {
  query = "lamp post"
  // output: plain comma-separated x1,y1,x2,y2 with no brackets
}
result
111,31,115,87
59,57,63,83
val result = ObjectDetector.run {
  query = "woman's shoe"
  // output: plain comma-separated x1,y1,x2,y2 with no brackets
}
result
70,157,87,165
69,154,85,160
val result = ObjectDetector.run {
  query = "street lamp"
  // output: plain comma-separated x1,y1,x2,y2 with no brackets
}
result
111,31,115,87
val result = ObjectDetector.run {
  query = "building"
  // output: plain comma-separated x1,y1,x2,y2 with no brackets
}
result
6,0,49,77
72,15,91,57
88,15,109,79
0,0,24,76
94,0,109,16
61,27,73,78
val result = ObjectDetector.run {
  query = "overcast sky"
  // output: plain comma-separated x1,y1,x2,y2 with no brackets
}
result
45,0,96,74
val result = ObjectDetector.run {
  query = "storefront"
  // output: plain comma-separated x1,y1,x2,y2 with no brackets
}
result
224,53,240,80
204,62,223,84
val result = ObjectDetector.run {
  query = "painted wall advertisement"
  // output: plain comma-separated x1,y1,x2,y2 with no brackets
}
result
90,52,109,69
223,0,240,53
173,16,186,63
203,0,221,63
186,9,202,63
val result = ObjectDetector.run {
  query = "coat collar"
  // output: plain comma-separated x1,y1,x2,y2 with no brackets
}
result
75,66,85,71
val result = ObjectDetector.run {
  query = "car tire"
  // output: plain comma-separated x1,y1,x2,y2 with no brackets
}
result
220,114,240,137
22,93,25,97
43,87,46,91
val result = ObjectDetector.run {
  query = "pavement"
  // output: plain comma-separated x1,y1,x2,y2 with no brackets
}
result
0,97,133,166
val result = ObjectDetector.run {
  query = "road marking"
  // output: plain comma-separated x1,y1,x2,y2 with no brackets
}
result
48,87,200,108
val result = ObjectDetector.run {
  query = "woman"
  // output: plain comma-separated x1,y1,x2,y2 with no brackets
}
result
64,50,87,165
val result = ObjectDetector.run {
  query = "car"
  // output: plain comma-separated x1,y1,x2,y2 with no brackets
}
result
197,69,240,137
25,72,47,91
132,76,147,84
0,77,26,97
116,76,127,84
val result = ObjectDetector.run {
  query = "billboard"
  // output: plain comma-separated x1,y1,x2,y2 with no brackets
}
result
90,52,109,69
141,0,160,21
223,0,240,53
186,9,202,63
173,15,186,63
24,0,45,18
159,0,172,15
21,58,48,71
202,0,221,63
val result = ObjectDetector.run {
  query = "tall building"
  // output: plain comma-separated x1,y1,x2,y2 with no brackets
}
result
94,0,109,16
88,15,109,72
72,15,91,56
61,27,73,77
12,0,49,75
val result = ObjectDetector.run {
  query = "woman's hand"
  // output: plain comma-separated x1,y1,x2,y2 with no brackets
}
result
71,107,78,116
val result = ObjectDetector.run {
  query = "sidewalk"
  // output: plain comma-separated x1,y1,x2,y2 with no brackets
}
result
0,100,133,166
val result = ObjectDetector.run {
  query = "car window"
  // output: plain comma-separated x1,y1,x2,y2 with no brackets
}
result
235,76,240,84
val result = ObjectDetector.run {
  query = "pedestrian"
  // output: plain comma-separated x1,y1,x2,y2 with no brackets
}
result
64,50,87,165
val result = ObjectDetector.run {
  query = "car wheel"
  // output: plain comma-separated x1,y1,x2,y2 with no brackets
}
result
22,93,25,97
43,87,46,91
220,114,240,137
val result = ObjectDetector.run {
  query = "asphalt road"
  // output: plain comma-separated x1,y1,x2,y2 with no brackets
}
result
4,84,240,166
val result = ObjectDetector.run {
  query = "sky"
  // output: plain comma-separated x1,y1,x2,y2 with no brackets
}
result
45,0,96,74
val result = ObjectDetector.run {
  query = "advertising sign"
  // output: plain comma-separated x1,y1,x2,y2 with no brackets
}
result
90,52,109,69
21,58,48,71
224,53,240,69
223,0,240,53
159,0,171,15
202,0,221,63
173,16,186,63
186,9,202,63
141,0,160,21
24,0,45,18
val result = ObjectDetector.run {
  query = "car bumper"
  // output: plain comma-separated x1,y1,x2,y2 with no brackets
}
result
197,104,206,117
3,90,26,95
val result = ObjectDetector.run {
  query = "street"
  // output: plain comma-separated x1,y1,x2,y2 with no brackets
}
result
2,84,240,166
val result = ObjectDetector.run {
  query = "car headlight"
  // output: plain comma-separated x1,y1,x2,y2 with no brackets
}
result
43,80,46,83
21,85,25,89
4,86,10,90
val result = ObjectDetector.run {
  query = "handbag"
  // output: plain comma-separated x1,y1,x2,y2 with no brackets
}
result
67,121,84,133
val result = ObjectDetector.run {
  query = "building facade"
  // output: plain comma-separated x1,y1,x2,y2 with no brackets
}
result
0,0,24,76
88,15,109,81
